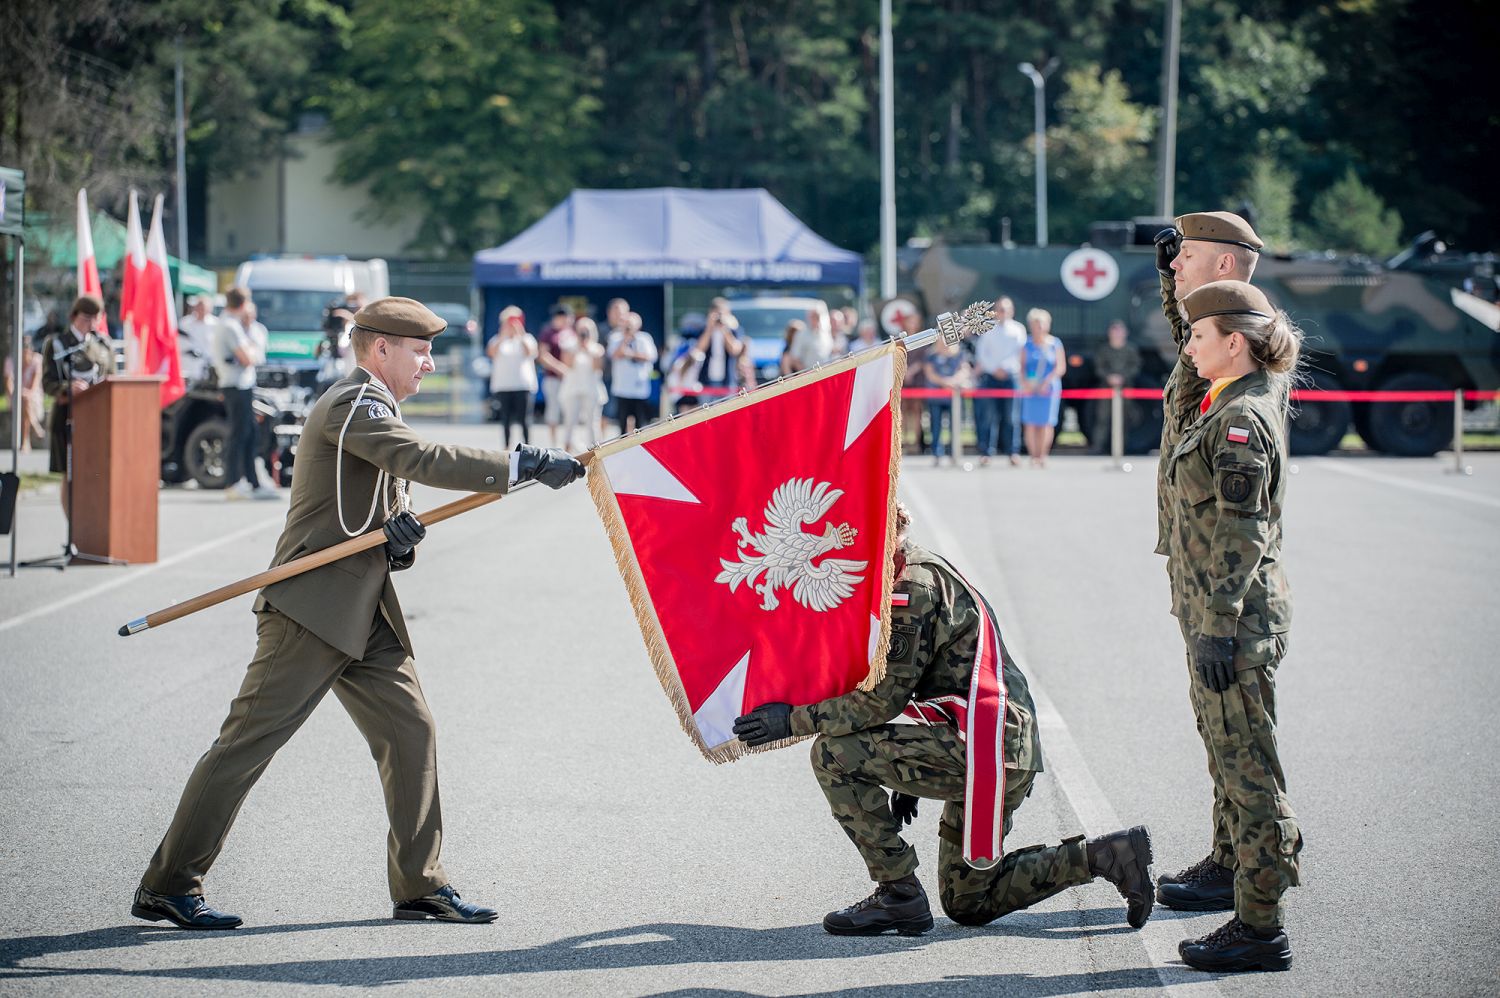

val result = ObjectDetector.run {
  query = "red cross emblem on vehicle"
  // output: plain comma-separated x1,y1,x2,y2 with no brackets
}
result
1060,249,1119,302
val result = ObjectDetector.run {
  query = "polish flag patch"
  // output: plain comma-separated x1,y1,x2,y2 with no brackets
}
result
891,592,911,607
1226,425,1251,444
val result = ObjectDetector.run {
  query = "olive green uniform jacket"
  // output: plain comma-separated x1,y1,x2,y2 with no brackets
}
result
1154,272,1211,556
39,328,115,474
253,368,510,658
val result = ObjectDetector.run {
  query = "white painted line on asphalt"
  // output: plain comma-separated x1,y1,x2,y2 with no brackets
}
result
0,513,285,636
1312,459,1500,509
903,475,1223,996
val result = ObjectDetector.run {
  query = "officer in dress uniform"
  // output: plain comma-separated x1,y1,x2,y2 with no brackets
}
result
133,297,584,929
1161,280,1304,972
39,295,115,503
1150,211,1267,913
733,504,1155,937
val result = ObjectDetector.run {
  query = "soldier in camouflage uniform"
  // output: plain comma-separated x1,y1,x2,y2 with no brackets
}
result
733,505,1155,937
1150,211,1266,912
1160,280,1305,972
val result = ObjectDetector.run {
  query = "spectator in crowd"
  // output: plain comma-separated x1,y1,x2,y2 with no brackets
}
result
178,295,219,386
778,319,805,378
784,302,835,375
847,319,882,355
694,301,745,397
487,305,539,448
973,296,1026,467
837,307,858,355
897,308,929,455
608,311,659,434
1090,320,1142,453
1017,308,1066,468
828,306,849,359
603,298,630,436
213,288,276,499
535,304,574,446
551,316,606,450
4,336,46,452
922,337,972,466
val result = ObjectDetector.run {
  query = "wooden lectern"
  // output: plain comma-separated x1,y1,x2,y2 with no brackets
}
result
70,376,162,564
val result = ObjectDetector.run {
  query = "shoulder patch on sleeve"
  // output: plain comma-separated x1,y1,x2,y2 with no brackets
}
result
362,400,392,419
1226,424,1251,444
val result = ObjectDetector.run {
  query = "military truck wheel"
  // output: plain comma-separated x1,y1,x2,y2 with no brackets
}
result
1288,372,1350,455
184,418,231,489
1364,372,1454,457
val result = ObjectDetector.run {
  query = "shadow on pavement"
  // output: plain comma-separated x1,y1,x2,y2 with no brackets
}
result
0,910,1167,990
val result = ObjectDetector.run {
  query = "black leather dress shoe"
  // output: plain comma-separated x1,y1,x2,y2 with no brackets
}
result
1157,856,1235,911
1180,915,1292,972
131,886,242,929
393,885,498,923
822,875,934,936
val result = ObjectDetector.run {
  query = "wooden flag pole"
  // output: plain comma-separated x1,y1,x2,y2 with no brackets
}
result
116,301,991,639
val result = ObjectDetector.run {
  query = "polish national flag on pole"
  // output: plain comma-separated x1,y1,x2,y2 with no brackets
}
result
141,194,186,407
120,191,148,373
75,189,108,336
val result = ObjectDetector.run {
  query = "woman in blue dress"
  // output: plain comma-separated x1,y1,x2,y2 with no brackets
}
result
1018,308,1067,467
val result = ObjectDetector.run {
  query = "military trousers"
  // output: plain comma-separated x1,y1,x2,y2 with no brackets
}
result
1180,620,1302,927
811,725,1090,926
142,606,448,903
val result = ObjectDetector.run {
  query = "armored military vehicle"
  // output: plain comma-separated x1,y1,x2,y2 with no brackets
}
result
896,225,1500,456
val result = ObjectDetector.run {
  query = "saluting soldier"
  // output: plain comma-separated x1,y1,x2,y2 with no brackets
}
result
133,297,584,929
733,504,1155,937
39,295,115,514
1150,211,1268,911
1161,280,1304,972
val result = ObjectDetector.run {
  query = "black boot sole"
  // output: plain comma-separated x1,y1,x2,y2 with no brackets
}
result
131,904,242,930
392,908,499,924
1125,826,1155,929
822,913,935,937
1155,891,1235,912
1182,948,1293,972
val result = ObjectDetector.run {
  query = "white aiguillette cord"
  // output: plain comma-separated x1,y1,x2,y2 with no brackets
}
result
335,378,410,537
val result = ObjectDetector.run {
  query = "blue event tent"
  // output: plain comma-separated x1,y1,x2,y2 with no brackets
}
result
472,187,863,342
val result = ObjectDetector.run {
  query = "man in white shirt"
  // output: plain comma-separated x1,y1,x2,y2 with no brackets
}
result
607,311,659,434
972,296,1026,466
178,296,219,386
212,287,276,499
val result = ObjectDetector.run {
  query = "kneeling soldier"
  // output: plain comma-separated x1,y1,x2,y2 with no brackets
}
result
134,297,584,929
734,503,1154,936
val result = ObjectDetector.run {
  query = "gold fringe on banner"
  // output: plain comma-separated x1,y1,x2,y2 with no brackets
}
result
587,342,908,763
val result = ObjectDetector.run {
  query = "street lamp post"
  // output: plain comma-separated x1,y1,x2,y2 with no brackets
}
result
879,0,896,299
1017,58,1058,248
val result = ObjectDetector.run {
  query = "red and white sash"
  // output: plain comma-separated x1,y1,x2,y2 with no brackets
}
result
898,570,1008,870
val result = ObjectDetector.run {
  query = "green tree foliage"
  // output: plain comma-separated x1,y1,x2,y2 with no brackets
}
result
1235,156,1295,252
1046,65,1156,242
322,0,598,254
1307,167,1403,258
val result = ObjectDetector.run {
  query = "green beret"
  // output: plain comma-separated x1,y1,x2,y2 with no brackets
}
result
353,297,447,340
1182,280,1275,325
1175,211,1263,252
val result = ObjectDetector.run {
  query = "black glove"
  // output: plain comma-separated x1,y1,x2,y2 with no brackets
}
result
1154,227,1182,276
732,703,792,747
1192,633,1236,693
513,444,585,490
891,792,919,827
382,511,426,560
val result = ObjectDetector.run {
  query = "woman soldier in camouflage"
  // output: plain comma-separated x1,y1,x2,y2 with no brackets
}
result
1164,280,1305,972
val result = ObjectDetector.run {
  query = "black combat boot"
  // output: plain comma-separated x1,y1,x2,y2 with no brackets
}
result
822,874,934,936
1180,915,1292,972
1086,826,1154,928
1156,855,1235,911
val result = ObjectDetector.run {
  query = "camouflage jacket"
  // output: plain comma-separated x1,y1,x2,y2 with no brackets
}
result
1155,272,1210,556
789,544,1043,773
1094,343,1142,383
1161,370,1292,638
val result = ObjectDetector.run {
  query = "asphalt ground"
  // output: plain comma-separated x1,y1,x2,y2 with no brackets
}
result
1,422,1497,996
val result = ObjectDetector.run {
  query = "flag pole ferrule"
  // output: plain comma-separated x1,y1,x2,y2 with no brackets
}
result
119,617,149,637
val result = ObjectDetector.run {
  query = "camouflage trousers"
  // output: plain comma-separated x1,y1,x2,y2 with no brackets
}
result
811,725,1091,926
1180,620,1303,927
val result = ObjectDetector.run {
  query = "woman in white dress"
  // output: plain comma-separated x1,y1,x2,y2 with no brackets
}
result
544,316,606,451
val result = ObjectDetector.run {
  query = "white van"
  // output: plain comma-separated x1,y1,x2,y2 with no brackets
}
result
232,257,390,374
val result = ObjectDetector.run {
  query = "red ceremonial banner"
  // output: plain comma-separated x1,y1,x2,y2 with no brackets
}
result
589,342,907,761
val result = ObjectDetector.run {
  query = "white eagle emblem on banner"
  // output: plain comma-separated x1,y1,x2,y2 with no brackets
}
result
715,478,867,612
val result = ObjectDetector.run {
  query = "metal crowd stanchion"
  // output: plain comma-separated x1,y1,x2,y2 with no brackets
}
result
1105,385,1132,472
1448,387,1471,476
